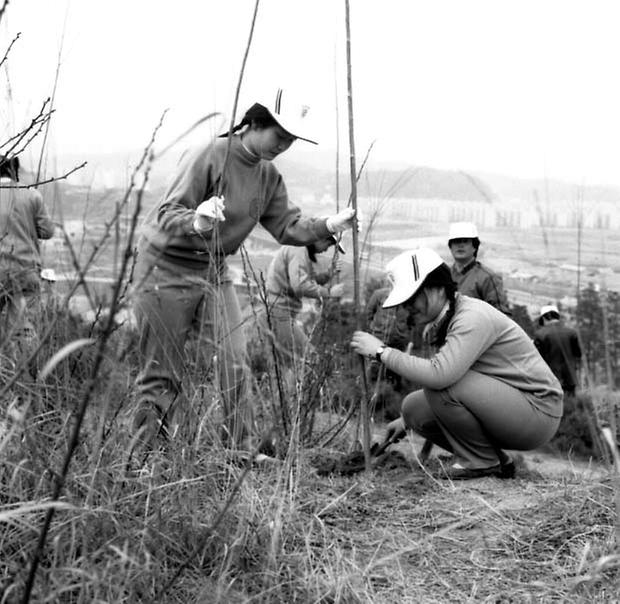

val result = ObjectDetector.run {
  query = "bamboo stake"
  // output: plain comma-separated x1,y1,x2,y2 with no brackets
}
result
334,44,340,213
217,0,260,197
344,0,371,472
35,3,69,184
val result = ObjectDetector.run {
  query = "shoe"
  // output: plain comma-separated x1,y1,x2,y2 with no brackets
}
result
437,461,516,480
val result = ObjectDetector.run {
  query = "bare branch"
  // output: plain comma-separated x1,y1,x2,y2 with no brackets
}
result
0,162,87,189
0,0,10,26
0,31,20,69
0,99,53,159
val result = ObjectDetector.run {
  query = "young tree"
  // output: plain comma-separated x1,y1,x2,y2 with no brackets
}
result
576,282,604,382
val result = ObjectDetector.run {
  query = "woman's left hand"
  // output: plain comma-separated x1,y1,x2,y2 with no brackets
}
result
350,330,384,358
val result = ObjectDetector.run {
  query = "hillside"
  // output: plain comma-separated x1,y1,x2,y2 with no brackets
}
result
50,148,620,209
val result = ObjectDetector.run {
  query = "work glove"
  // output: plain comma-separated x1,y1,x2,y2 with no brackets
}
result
193,196,226,233
328,283,345,298
325,207,360,234
384,417,407,445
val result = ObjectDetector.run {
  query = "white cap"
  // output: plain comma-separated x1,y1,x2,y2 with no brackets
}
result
258,88,317,144
448,222,479,241
40,268,57,282
540,304,560,317
382,248,444,308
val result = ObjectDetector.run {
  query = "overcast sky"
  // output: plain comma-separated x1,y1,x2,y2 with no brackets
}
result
2,0,620,186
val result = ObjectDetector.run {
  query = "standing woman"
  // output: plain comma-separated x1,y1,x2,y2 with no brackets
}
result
132,91,357,450
350,248,563,479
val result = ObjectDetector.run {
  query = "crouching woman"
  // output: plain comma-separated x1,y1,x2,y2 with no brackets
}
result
350,248,563,480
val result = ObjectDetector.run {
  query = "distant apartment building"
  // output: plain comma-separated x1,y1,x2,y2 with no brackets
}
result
357,195,620,230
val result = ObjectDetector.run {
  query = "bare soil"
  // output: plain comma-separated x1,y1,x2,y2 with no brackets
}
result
297,428,617,602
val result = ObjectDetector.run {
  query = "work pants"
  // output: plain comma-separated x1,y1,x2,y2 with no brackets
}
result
132,254,249,448
401,369,561,468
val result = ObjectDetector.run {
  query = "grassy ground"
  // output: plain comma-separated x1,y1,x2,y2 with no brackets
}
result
0,282,618,603
2,374,619,603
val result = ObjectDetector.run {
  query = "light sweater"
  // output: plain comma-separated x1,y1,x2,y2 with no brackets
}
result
265,245,328,313
382,295,563,417
138,136,330,269
0,178,55,272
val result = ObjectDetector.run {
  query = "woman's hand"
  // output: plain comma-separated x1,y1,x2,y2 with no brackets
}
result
328,283,345,298
385,417,407,444
326,207,358,233
350,330,384,358
193,196,226,233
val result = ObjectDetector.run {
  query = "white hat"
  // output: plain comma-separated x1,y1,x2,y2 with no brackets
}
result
257,89,317,145
382,248,444,308
448,222,479,241
40,268,57,282
540,304,560,317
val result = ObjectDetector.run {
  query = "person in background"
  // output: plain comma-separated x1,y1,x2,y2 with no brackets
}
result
258,235,345,367
534,304,582,397
0,155,55,352
448,222,511,315
131,89,358,453
350,248,563,480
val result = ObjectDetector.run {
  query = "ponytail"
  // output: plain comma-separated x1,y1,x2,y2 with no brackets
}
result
418,263,457,347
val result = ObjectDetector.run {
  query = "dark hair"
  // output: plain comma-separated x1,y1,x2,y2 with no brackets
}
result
408,263,457,346
539,310,560,326
471,237,480,257
0,155,20,181
220,103,280,137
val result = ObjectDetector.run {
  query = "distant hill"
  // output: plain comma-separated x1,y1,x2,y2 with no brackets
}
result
44,147,620,219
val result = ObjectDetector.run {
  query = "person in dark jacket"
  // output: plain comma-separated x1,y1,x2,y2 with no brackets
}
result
534,304,582,396
448,222,511,315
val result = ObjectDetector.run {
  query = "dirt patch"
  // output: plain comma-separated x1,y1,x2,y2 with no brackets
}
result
296,434,616,603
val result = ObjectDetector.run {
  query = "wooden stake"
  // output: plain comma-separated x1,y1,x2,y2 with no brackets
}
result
344,0,371,472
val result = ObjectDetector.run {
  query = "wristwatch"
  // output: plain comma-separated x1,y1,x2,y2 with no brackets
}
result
375,345,387,362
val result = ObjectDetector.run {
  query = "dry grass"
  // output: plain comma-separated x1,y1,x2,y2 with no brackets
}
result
1,340,619,604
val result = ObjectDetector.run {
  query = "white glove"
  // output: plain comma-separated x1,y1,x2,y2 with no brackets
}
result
355,208,364,232
329,283,345,298
326,207,357,234
193,196,226,233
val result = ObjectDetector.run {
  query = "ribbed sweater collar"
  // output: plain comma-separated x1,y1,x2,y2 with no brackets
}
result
229,135,262,167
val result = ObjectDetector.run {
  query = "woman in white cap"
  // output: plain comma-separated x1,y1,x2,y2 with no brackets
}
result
350,248,563,479
132,90,358,453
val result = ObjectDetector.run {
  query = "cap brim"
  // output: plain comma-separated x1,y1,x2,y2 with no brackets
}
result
382,289,410,308
265,108,317,145
382,279,425,308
